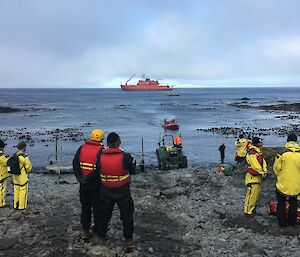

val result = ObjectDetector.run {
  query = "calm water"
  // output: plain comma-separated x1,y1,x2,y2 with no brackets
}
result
0,87,299,167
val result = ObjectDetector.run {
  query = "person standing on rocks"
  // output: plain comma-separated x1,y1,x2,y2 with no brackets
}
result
13,142,32,210
0,140,10,208
73,129,104,241
244,137,267,216
219,141,225,164
96,132,136,252
235,134,251,163
273,134,300,227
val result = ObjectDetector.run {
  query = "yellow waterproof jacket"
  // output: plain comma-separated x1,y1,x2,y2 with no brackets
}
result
273,141,300,196
0,150,10,181
235,138,250,157
12,150,32,185
245,146,267,185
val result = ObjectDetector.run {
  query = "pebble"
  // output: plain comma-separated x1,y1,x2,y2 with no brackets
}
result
290,237,299,246
148,247,154,253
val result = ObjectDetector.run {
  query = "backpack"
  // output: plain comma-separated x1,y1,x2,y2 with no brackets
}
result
7,154,21,175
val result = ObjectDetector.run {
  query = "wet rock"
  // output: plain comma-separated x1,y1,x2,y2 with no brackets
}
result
0,238,19,250
161,187,187,198
11,212,22,221
0,106,21,113
88,245,116,257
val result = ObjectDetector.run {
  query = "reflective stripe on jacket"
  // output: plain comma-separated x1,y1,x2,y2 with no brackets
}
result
273,141,300,196
79,140,103,177
99,148,131,188
12,151,32,185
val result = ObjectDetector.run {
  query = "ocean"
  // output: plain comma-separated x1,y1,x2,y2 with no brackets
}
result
0,87,299,168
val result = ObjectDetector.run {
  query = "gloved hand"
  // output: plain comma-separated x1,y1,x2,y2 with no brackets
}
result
76,176,88,184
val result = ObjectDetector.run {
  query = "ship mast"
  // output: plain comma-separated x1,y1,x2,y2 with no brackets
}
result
125,74,135,85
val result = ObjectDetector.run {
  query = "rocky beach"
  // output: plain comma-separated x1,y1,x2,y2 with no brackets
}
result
0,164,299,257
1,88,300,256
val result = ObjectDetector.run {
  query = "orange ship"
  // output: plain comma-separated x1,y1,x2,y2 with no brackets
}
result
121,75,173,91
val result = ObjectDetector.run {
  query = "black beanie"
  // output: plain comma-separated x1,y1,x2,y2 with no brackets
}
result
287,134,297,142
17,142,27,149
107,132,121,146
252,137,263,146
0,140,5,148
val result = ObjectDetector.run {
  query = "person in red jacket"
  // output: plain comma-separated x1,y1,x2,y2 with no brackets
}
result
96,132,136,252
73,129,104,241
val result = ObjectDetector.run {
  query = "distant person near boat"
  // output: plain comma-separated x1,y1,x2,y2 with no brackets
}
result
219,141,225,164
162,118,180,130
173,134,183,148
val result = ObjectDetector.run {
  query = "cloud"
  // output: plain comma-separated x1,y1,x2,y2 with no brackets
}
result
263,36,300,59
0,0,300,87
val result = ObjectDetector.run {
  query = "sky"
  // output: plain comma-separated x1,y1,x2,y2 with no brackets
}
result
0,0,300,88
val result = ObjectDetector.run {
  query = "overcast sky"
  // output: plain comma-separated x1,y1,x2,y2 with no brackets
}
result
0,0,300,88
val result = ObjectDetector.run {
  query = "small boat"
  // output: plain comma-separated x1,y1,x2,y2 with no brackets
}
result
167,93,180,96
121,74,173,91
162,119,180,130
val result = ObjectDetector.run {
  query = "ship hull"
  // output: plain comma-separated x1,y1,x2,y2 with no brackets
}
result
121,84,172,91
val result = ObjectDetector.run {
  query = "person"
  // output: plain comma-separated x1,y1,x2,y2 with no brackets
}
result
0,140,9,208
273,134,300,227
219,142,225,164
244,137,267,216
13,142,32,210
73,129,104,240
173,134,182,148
96,132,136,252
235,134,250,163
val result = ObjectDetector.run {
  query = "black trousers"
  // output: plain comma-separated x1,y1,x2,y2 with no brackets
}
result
276,189,298,226
236,156,246,164
220,152,225,163
97,184,134,240
80,185,101,231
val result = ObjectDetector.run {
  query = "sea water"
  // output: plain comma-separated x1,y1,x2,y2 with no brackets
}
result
0,87,299,167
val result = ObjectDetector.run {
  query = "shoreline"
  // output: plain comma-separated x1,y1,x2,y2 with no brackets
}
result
0,165,299,257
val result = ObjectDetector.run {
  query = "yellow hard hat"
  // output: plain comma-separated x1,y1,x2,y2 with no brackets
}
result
90,129,104,142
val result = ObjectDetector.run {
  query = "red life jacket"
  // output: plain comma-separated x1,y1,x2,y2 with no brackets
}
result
247,148,264,175
79,140,103,177
99,148,131,188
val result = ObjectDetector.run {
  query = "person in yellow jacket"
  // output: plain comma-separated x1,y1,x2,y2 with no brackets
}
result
235,134,251,163
273,134,300,226
244,137,267,216
0,140,10,208
13,142,32,210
